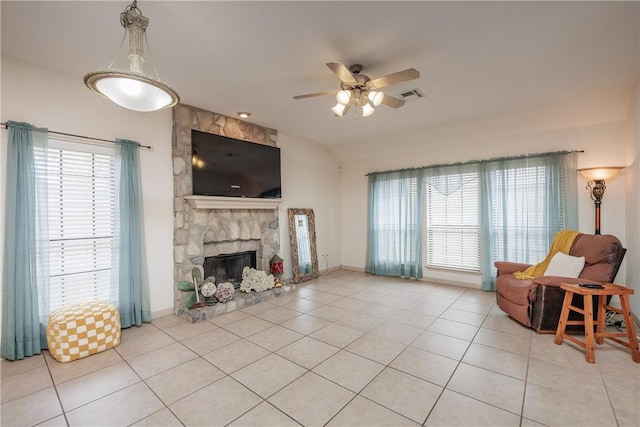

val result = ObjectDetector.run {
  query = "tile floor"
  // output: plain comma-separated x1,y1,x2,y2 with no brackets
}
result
2,270,639,426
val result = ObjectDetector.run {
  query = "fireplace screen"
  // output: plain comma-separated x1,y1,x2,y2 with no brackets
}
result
204,251,257,288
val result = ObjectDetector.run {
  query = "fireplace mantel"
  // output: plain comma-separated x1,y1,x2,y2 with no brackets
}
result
184,195,282,210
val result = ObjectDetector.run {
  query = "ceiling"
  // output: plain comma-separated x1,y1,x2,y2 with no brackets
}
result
2,1,638,146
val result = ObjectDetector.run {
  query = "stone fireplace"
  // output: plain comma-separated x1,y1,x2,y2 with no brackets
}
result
172,104,281,315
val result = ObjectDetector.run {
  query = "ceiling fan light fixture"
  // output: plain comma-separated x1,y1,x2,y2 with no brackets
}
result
84,0,179,112
336,90,352,105
331,102,347,117
362,103,375,117
368,90,384,107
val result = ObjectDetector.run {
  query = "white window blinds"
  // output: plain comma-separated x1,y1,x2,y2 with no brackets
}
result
425,172,480,271
44,141,116,311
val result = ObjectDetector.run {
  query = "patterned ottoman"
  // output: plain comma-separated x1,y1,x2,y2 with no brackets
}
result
46,301,121,362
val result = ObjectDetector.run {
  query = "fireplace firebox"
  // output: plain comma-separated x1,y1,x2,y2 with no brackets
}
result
204,251,257,288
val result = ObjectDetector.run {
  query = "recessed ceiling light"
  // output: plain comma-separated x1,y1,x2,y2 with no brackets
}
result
237,112,251,119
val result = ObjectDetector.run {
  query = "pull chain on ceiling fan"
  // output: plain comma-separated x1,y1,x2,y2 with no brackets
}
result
294,62,420,118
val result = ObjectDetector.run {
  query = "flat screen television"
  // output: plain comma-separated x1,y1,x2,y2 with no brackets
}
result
191,129,281,198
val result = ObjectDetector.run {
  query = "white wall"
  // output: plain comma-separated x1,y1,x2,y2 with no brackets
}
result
625,82,640,318
278,133,342,279
334,104,630,288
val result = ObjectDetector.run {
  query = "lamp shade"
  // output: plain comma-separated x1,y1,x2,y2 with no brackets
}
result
85,71,179,112
368,90,384,107
336,90,352,105
362,103,375,117
331,102,347,116
578,167,624,181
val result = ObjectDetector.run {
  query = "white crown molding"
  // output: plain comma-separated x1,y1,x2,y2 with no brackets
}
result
184,195,282,210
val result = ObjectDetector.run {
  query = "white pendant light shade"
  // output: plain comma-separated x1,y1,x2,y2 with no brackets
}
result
84,1,179,112
368,90,384,107
85,71,178,112
362,103,375,117
332,102,347,116
336,90,352,105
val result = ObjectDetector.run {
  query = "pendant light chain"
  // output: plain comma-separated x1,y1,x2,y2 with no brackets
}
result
144,32,163,81
106,28,128,70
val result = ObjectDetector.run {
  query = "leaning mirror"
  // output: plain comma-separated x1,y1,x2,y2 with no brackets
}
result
288,208,319,284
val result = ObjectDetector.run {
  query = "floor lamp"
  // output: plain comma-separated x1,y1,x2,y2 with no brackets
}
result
578,167,623,235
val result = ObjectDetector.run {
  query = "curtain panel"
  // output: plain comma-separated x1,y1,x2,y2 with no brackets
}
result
479,152,578,290
365,169,424,279
113,139,151,328
1,122,49,360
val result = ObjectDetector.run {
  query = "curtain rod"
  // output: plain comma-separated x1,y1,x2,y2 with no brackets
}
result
0,122,152,150
365,149,585,177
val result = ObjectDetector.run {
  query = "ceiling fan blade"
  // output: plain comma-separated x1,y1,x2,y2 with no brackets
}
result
370,68,420,89
293,90,338,99
381,94,406,109
326,62,357,84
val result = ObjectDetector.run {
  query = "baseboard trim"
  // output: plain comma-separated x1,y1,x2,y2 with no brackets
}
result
340,265,365,273
320,266,342,275
151,308,174,320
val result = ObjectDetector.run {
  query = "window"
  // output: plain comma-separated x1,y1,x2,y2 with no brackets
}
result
366,152,575,284
425,172,479,271
43,140,116,311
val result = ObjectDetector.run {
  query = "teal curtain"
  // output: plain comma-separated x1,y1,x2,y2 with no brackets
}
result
113,139,150,328
479,152,578,290
1,122,49,360
365,169,423,279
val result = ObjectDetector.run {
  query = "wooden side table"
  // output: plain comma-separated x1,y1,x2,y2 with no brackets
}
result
554,282,639,363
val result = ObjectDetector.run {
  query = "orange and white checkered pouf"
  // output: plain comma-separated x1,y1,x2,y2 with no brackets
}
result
46,301,121,362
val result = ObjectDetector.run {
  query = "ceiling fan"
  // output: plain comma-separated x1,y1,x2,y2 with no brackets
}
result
293,62,420,117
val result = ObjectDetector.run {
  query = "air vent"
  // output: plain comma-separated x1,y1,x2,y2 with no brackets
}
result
399,88,425,101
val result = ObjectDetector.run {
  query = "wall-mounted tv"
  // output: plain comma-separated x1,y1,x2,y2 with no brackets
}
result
191,129,281,198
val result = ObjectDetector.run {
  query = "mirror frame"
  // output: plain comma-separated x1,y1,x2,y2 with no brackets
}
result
288,208,319,284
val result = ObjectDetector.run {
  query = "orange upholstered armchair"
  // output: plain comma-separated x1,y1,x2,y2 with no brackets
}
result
495,233,626,333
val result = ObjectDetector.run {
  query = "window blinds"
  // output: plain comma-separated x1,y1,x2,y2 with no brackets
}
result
425,172,480,271
44,146,115,310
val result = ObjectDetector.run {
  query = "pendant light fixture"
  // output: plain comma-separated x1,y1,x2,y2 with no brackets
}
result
84,0,179,112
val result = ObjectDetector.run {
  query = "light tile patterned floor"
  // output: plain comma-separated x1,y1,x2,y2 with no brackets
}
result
2,270,639,426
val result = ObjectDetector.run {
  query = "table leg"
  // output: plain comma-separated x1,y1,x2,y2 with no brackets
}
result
583,294,595,363
555,290,574,345
619,295,640,363
596,294,606,345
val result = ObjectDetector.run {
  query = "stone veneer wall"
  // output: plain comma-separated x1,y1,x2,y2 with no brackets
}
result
172,104,280,314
